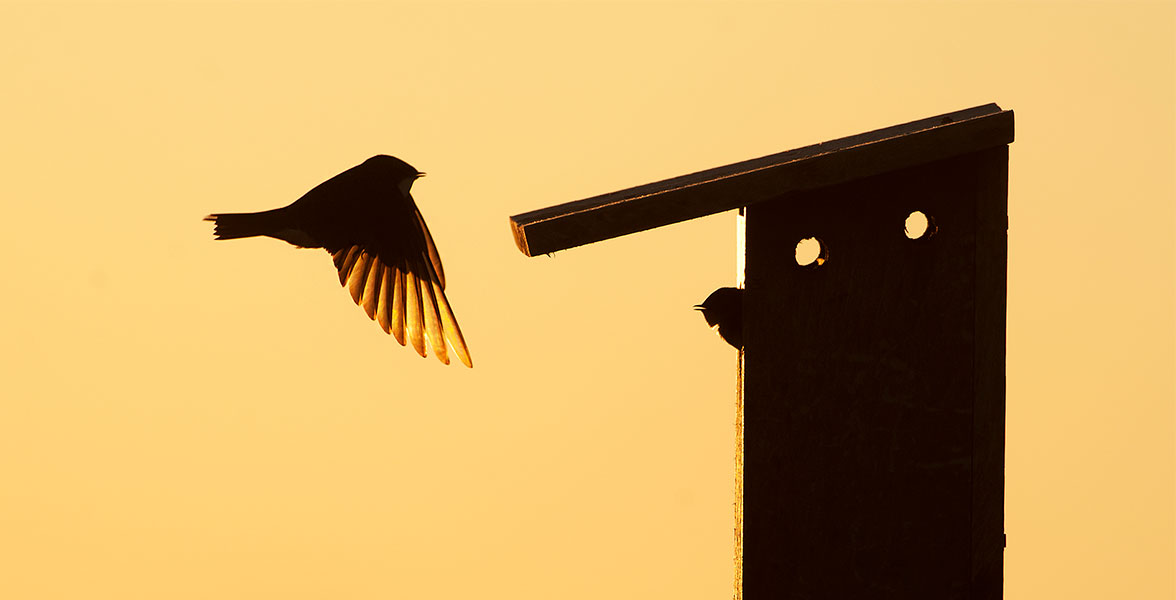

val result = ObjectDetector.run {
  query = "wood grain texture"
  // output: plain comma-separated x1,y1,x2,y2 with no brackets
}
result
509,104,1013,256
740,148,1007,598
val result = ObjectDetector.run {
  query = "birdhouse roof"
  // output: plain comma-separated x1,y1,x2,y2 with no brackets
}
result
509,103,1014,257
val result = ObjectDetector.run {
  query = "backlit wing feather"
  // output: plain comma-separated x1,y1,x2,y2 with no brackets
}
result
330,243,471,367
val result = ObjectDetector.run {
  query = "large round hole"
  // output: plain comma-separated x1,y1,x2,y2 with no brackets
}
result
795,237,827,267
905,211,936,239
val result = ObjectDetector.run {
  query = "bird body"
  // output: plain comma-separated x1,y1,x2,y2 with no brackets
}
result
694,287,744,350
205,155,471,367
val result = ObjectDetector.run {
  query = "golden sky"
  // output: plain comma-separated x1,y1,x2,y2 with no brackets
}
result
1,2,1172,599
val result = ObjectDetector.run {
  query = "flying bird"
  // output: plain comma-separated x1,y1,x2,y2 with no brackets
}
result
694,287,743,350
205,155,472,367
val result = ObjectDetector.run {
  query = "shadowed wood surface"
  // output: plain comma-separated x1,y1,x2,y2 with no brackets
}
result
509,104,1013,256
739,147,1007,598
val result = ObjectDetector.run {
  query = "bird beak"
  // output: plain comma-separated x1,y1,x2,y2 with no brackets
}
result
415,172,427,179
693,305,704,311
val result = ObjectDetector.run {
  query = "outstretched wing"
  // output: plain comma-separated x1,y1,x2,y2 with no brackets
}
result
327,211,471,368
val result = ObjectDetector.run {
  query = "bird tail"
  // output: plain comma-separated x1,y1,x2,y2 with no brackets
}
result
203,209,287,240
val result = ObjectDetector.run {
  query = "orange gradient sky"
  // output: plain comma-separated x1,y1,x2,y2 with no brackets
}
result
1,2,1172,599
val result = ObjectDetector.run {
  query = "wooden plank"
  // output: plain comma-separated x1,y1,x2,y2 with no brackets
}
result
972,147,1008,596
740,147,1007,598
509,104,1014,256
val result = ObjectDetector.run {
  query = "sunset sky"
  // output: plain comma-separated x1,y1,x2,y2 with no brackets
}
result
1,2,1172,599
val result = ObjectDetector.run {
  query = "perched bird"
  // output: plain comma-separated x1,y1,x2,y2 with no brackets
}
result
205,155,471,367
694,287,744,350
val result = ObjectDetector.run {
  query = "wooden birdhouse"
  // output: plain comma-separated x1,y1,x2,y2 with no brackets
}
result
510,103,1013,599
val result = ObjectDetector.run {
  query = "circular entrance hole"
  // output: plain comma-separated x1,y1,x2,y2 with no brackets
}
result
795,237,827,267
904,211,937,239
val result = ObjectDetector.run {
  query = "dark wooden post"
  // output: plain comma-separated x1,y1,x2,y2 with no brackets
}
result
509,104,1012,599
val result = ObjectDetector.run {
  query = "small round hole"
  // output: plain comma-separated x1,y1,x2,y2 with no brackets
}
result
905,211,937,239
795,237,827,267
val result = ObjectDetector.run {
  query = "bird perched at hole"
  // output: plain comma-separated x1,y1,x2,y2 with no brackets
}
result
694,287,743,350
204,155,472,367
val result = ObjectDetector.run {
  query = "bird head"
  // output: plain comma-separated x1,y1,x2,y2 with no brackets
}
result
364,155,426,196
694,287,745,349
694,287,742,328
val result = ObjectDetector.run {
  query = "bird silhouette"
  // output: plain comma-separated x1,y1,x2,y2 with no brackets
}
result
205,155,471,367
694,287,743,350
